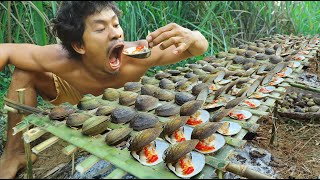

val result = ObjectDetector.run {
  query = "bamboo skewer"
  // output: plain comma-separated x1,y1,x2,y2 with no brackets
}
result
17,88,34,179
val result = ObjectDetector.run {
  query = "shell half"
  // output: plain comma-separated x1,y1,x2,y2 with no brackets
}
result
217,121,242,136
228,109,252,120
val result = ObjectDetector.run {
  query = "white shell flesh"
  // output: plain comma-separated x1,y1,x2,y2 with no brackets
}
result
269,77,284,86
229,109,252,120
240,99,261,109
131,139,169,166
164,125,193,145
167,151,205,178
217,121,242,136
123,46,150,55
257,86,275,93
194,133,226,154
186,110,210,127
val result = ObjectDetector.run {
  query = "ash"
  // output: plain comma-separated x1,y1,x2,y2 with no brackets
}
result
224,143,278,179
297,72,320,88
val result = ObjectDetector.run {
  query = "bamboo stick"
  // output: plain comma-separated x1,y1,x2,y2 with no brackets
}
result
12,120,30,135
62,144,78,156
224,136,246,148
289,82,320,93
75,155,101,174
103,168,127,179
17,88,33,179
23,127,47,143
32,136,60,154
226,163,274,179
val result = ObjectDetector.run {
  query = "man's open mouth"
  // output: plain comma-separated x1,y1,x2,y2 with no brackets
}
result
109,44,124,70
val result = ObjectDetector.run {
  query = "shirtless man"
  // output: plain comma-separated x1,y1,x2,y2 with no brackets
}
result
0,1,208,178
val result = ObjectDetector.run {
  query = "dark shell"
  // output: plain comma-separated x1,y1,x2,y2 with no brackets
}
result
141,76,159,85
102,88,120,101
124,82,142,92
191,83,208,96
154,89,175,101
180,100,203,116
191,122,222,140
105,127,133,146
209,108,232,122
265,48,275,55
49,105,76,121
196,60,209,66
110,107,137,124
244,50,257,58
155,103,180,117
163,116,188,135
255,53,268,60
159,78,175,90
130,112,160,131
77,99,101,110
163,139,199,164
96,105,116,116
155,72,171,80
188,64,202,69
202,65,215,73
175,92,195,106
82,116,110,136
269,55,283,64
66,113,92,127
135,95,159,112
128,127,163,152
184,72,197,79
119,91,139,106
225,96,246,109
167,70,181,76
140,84,160,96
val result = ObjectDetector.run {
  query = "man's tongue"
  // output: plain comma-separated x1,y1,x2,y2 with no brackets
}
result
109,55,120,69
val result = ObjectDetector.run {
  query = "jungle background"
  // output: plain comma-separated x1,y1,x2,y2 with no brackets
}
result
0,1,319,179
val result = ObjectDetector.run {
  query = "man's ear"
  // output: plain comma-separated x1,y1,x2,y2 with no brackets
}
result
71,41,85,55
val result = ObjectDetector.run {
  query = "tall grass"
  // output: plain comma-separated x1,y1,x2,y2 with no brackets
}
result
0,1,320,107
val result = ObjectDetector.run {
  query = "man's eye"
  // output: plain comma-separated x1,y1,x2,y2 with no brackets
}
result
96,28,105,32
115,24,120,28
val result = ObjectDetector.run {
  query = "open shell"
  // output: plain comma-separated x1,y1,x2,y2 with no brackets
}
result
163,139,199,164
257,86,275,93
240,99,261,109
180,100,203,116
229,109,252,120
269,77,284,86
191,122,222,140
164,125,193,145
276,67,292,78
185,110,210,127
217,121,242,136
167,151,205,178
131,139,169,166
105,127,133,146
194,133,226,154
128,127,163,152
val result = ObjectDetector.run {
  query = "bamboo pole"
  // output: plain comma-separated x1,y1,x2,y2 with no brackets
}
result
17,88,33,179
226,163,274,179
289,82,320,93
103,168,127,179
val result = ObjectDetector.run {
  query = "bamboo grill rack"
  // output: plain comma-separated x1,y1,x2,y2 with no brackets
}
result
7,35,319,179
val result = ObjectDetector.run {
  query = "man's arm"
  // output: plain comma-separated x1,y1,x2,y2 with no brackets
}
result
145,23,209,66
0,43,65,72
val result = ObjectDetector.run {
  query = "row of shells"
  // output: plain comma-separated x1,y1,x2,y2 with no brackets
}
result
46,34,319,178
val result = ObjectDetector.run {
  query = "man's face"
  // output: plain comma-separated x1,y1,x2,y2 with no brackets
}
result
81,8,124,75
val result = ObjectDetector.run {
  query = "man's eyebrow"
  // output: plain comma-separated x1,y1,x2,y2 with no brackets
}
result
93,15,118,24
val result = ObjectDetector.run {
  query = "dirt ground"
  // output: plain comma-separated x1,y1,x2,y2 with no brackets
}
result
9,59,320,179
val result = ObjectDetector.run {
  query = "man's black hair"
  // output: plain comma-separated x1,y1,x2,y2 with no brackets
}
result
51,1,121,59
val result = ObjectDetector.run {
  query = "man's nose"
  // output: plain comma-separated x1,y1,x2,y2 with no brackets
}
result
110,27,122,40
